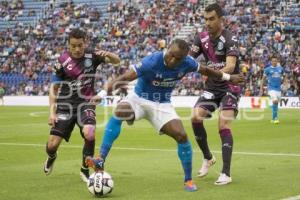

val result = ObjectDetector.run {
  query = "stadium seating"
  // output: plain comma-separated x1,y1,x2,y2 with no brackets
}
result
0,0,299,96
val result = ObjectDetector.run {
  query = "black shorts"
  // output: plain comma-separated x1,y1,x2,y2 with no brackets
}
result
50,104,96,141
194,91,239,118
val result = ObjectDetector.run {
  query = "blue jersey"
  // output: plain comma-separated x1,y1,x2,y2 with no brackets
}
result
264,65,284,91
132,51,200,103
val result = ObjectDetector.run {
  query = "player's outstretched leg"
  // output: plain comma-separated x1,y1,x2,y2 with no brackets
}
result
161,119,197,192
86,116,123,171
80,123,96,182
44,136,62,175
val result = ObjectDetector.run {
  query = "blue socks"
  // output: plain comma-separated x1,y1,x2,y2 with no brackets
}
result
100,116,122,160
177,141,193,182
272,103,278,120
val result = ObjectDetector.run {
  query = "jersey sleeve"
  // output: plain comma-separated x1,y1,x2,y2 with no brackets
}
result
225,33,239,57
186,55,200,73
189,33,203,58
51,62,64,83
263,67,269,76
93,53,105,67
132,55,153,77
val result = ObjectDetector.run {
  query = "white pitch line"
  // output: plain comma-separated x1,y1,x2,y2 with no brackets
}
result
281,195,300,200
29,111,48,117
0,142,300,157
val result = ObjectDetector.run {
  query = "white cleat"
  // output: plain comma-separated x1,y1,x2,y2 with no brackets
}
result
197,155,216,177
43,157,56,175
214,173,232,185
79,167,89,183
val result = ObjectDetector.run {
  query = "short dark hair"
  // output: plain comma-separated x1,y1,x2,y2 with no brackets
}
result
170,38,190,52
205,3,224,17
69,28,86,41
271,54,279,60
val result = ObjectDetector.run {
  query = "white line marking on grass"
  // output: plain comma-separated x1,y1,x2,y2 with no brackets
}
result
281,195,300,200
1,142,300,157
29,111,48,117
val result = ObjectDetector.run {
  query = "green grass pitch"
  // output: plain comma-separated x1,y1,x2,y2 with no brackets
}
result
0,106,299,200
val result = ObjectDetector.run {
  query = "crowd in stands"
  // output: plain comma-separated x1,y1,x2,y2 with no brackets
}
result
0,0,299,97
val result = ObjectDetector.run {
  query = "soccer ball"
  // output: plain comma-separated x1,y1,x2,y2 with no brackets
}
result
87,171,114,197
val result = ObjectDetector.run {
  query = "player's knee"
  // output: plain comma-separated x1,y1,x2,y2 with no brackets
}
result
191,115,204,123
47,139,60,151
219,123,230,131
273,100,278,104
174,132,188,143
82,125,95,141
115,103,134,121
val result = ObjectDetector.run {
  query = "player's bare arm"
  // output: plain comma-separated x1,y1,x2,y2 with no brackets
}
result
220,56,237,74
48,83,60,126
90,70,137,104
95,50,120,65
107,69,137,94
199,66,244,84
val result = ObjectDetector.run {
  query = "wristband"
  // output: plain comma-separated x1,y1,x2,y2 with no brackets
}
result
221,73,231,81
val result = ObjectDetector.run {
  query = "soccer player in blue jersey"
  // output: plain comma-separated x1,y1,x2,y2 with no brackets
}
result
43,29,120,182
260,55,285,124
87,39,244,192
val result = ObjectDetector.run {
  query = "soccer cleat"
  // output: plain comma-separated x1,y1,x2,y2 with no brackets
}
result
197,155,216,177
79,167,89,183
85,156,104,171
270,119,280,124
214,173,232,185
43,155,57,175
184,180,197,192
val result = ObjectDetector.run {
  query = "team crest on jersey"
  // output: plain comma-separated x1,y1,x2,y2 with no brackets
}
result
217,41,224,50
84,58,92,68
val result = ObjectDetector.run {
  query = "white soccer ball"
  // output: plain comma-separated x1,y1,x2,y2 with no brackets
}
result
87,171,114,197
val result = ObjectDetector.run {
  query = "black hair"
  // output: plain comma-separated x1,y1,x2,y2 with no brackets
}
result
68,28,86,41
205,3,224,17
170,38,190,52
271,54,279,60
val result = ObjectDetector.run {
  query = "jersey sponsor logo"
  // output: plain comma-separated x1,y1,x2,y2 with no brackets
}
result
69,78,93,91
152,80,177,87
207,61,226,69
271,71,282,78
